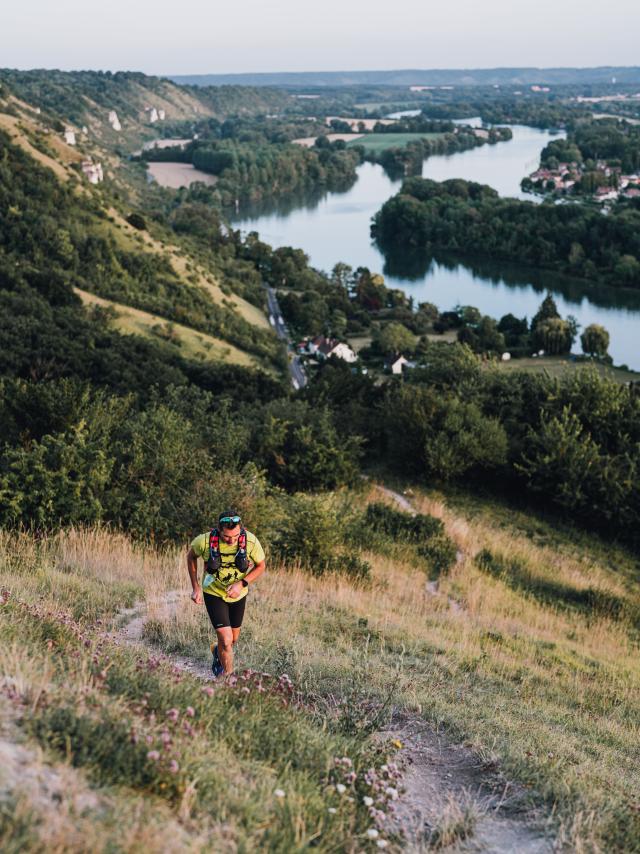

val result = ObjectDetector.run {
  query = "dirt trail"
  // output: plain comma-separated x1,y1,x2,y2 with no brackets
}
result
371,485,554,851
112,516,554,852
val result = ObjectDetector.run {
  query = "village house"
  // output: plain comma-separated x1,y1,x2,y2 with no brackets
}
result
63,128,76,146
386,354,416,375
108,110,121,131
307,336,357,363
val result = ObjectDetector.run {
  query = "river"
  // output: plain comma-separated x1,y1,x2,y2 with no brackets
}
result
232,123,640,369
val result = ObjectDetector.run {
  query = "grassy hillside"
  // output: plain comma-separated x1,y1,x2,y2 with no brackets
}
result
0,90,283,376
0,485,638,851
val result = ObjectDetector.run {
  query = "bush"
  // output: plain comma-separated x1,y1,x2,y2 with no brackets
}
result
418,534,458,577
126,212,147,231
270,494,370,582
364,502,444,541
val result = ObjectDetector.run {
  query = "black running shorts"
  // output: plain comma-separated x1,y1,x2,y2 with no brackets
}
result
203,591,247,629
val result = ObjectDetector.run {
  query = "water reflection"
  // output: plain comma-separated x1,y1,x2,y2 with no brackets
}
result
235,177,358,220
381,247,640,313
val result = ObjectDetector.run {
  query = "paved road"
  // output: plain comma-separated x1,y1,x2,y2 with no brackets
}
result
266,286,307,389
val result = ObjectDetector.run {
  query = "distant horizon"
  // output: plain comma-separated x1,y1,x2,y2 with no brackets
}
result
2,0,638,74
4,63,640,76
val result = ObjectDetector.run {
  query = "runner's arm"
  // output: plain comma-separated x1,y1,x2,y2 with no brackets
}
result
187,547,203,604
244,559,265,586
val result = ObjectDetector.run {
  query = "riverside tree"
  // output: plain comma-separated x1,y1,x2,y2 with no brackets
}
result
581,324,610,358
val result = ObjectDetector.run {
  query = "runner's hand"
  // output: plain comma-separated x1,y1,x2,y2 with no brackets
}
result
226,582,243,599
191,587,203,605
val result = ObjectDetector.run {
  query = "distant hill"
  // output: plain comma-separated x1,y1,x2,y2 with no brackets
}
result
171,66,640,88
0,69,289,148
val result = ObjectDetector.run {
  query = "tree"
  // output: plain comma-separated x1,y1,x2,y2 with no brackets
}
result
531,294,560,332
534,318,574,355
581,324,610,358
376,322,416,356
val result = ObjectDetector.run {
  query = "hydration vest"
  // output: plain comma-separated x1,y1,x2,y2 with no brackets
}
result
207,528,249,577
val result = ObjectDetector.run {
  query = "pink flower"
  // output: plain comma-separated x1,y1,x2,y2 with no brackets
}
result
185,706,195,717
166,708,179,722
202,686,214,697
169,760,180,774
147,750,160,761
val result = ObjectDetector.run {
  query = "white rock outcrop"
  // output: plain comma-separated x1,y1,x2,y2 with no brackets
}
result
81,160,104,184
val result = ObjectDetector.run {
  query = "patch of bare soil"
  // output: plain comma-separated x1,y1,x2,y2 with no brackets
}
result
147,162,218,189
113,590,213,681
384,716,553,852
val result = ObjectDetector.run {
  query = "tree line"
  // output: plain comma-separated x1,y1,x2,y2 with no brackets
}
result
372,177,640,288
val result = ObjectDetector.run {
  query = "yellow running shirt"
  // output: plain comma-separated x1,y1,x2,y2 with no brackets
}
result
190,530,265,602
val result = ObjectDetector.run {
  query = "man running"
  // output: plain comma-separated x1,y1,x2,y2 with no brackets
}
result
187,510,266,677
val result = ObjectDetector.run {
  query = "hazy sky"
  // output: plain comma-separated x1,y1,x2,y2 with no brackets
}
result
1,0,638,75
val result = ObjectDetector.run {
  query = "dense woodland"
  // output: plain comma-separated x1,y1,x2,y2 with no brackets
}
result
142,115,509,203
373,177,640,288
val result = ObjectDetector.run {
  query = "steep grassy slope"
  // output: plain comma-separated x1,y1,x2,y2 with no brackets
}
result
0,92,282,375
0,486,638,851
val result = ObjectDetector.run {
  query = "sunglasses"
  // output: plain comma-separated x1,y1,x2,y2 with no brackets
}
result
219,515,241,526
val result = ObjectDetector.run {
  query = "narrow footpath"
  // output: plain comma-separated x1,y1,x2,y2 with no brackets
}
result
111,486,555,852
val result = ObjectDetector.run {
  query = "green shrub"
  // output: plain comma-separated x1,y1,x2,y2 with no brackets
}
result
364,502,443,541
418,534,458,577
270,494,370,582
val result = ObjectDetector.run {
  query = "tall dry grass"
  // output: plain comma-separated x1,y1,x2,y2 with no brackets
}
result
1,482,639,851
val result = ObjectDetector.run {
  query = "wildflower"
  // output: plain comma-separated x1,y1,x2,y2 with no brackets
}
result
166,708,179,722
169,760,180,774
336,783,347,794
274,789,286,798
202,686,214,697
385,786,398,800
392,739,403,749
185,706,195,717
366,828,379,839
147,750,160,761
345,771,357,784
363,796,374,807
376,840,388,849
328,807,337,814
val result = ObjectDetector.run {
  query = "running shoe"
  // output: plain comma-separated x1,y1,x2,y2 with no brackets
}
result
210,642,224,678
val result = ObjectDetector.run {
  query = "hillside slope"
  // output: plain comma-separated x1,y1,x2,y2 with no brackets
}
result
0,87,283,376
1,485,638,851
0,69,290,149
